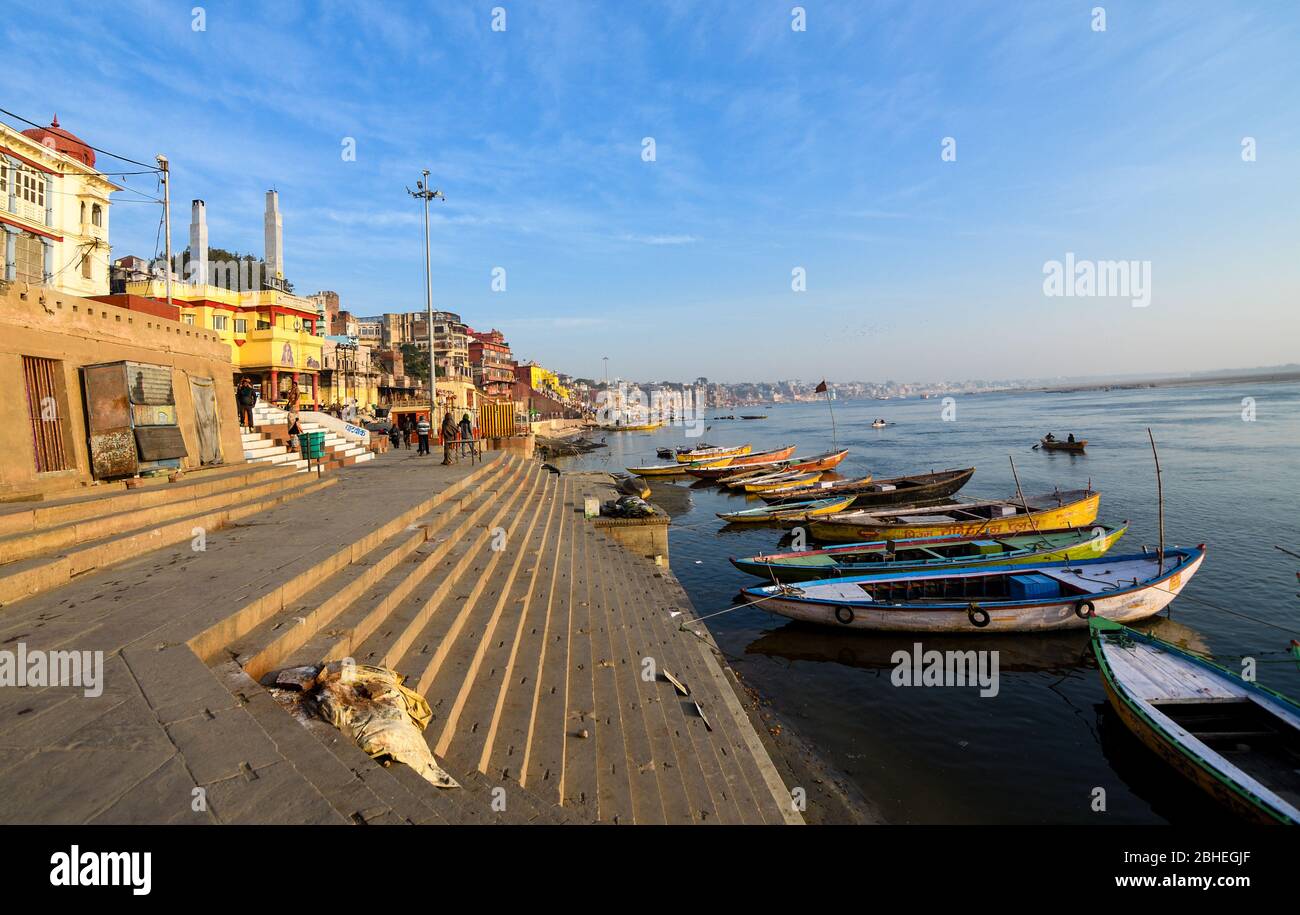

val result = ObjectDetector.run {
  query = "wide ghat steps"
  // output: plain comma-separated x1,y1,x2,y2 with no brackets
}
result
0,471,337,607
203,455,591,823
191,457,797,825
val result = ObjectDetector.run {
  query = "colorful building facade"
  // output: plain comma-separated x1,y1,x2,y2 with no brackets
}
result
1,116,120,298
125,279,325,407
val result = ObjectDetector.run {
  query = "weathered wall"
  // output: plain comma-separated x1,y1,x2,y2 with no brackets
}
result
0,281,244,498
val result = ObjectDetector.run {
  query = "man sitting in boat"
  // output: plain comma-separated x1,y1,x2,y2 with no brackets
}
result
1044,433,1056,442
1067,433,1076,443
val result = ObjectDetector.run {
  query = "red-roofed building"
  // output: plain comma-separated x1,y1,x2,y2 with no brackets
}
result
468,327,514,399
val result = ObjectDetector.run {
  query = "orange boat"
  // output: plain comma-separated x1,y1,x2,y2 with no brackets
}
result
787,449,849,473
728,444,796,466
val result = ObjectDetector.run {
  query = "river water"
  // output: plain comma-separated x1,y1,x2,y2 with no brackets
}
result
555,381,1300,823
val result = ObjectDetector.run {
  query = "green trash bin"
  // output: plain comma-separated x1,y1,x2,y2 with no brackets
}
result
298,431,326,459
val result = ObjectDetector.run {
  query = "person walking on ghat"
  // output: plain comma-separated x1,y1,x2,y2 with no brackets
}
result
458,412,473,456
236,378,257,432
440,410,459,465
416,415,432,455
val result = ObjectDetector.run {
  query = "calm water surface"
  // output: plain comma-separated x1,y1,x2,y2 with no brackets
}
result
557,382,1300,823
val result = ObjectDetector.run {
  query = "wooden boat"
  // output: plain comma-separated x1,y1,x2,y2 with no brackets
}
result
728,444,797,466
806,488,1100,541
871,420,887,428
685,457,792,480
600,420,664,432
738,546,1205,632
785,449,849,473
740,415,767,420
731,523,1129,582
1091,617,1300,824
735,471,825,493
1040,437,1086,452
628,456,731,477
763,467,974,507
718,496,857,525
676,443,752,464
715,466,774,486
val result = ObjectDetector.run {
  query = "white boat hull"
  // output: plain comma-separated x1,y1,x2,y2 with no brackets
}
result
751,552,1203,633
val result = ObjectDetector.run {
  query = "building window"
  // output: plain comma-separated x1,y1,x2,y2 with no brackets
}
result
212,314,228,330
91,204,103,227
15,166,45,207
14,233,43,284
181,314,195,326
0,161,7,195
234,318,247,334
80,250,93,279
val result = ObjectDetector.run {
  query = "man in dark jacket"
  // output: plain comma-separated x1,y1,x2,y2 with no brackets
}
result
236,379,257,432
458,412,473,456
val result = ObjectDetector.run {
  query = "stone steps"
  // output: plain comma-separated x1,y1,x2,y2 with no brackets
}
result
433,476,570,775
603,538,760,824
0,473,338,608
199,455,591,825
608,539,797,825
0,465,310,567
600,535,719,823
187,453,510,664
229,455,523,682
0,461,295,538
176,455,797,826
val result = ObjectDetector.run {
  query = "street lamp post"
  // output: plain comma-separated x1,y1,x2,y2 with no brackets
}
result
407,171,445,429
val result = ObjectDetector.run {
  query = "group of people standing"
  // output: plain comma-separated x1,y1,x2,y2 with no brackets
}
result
239,377,476,465
388,411,474,465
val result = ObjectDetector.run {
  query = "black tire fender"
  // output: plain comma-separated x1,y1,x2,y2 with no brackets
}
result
834,605,855,626
967,604,991,628
1074,599,1096,620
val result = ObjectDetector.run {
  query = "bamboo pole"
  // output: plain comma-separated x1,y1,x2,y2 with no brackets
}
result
1148,428,1165,575
825,386,838,450
1008,455,1044,541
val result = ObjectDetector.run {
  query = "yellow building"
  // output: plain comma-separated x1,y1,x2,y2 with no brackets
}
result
125,279,324,407
516,362,570,400
2,116,120,297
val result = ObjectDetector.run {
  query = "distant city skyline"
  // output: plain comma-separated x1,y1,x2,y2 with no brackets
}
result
5,0,1297,382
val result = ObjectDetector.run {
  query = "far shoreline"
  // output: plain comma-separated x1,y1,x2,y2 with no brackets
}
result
711,370,1300,408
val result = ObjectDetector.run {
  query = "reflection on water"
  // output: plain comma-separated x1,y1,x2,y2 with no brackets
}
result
558,382,1300,823
746,625,1094,675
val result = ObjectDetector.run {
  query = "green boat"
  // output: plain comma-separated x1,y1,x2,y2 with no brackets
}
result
729,524,1127,583
1091,618,1300,824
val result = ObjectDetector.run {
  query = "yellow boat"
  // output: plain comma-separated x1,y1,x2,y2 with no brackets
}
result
629,456,732,477
742,471,825,493
602,421,664,432
717,495,858,525
676,443,752,464
807,489,1101,542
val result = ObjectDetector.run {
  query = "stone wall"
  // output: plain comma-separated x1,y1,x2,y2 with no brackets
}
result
0,281,245,498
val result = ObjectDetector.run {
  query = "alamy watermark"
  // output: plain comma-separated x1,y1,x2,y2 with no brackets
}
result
1043,253,1150,308
0,643,104,697
595,381,706,437
891,642,1000,697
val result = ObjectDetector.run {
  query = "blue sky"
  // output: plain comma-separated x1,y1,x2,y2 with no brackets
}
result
4,0,1298,382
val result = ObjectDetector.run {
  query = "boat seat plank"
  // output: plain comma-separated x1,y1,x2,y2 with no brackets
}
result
1038,558,1160,595
1103,641,1243,702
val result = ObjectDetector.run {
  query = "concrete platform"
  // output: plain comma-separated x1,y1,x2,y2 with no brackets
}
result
0,447,800,825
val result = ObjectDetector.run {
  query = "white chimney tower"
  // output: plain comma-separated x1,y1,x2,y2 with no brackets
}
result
189,199,208,286
264,189,283,281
